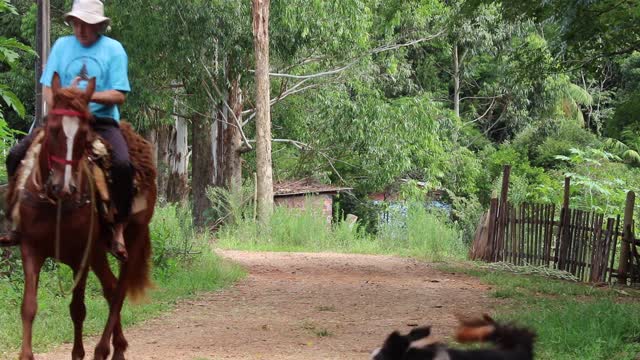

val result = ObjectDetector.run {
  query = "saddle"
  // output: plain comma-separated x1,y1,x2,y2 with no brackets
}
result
6,121,156,228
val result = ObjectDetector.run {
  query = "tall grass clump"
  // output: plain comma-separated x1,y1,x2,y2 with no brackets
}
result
377,201,466,261
216,201,372,252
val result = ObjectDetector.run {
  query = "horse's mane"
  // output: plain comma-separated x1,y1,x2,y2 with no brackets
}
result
53,88,92,120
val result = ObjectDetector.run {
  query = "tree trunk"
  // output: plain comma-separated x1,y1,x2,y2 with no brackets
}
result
252,0,274,222
154,124,171,201
191,114,215,228
453,42,460,118
166,106,189,203
224,75,244,190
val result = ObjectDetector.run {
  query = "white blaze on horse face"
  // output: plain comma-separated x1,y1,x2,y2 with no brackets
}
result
62,116,80,192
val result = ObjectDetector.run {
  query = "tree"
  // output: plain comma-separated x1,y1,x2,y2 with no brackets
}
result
0,0,33,180
252,0,274,221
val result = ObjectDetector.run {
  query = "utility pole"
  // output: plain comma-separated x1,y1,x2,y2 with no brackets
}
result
35,0,50,129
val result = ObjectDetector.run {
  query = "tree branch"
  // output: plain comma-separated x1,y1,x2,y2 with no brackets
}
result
242,80,324,125
465,98,496,125
258,32,445,80
200,59,253,150
247,138,347,183
146,106,193,120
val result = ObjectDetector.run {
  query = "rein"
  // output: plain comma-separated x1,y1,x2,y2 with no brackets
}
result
53,154,97,294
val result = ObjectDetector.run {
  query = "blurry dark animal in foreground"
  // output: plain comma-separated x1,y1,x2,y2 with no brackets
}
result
371,314,536,360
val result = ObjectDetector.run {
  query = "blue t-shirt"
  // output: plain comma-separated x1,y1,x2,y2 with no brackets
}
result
40,35,131,121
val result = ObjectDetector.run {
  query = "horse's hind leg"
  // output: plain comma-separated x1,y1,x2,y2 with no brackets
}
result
70,269,89,360
92,253,128,360
19,249,44,360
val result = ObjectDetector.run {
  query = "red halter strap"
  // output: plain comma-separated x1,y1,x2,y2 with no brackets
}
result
49,108,87,118
48,155,79,167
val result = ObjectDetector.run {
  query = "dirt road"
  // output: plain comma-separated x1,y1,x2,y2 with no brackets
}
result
39,250,496,359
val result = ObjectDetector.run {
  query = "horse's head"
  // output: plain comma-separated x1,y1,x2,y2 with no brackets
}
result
42,72,95,199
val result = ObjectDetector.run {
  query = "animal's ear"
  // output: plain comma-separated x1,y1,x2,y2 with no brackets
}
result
408,326,431,342
85,77,96,102
482,314,495,324
52,72,61,94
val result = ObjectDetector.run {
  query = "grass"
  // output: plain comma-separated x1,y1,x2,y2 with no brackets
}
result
439,263,640,360
301,320,333,338
0,204,245,359
216,201,466,262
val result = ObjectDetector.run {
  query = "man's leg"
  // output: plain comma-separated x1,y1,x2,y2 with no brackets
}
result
93,119,134,261
0,131,39,246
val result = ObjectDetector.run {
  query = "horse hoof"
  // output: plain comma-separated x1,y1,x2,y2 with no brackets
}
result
111,352,126,360
18,353,34,360
93,347,109,360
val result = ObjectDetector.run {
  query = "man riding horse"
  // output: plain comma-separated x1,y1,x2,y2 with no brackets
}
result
0,0,132,261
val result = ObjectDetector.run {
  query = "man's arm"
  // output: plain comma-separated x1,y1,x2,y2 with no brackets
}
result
91,90,126,105
43,86,126,108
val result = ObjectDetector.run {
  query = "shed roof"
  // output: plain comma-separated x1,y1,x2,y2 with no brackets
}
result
274,179,352,197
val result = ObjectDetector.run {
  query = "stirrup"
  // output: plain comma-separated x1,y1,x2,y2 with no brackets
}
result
108,225,128,262
110,239,128,262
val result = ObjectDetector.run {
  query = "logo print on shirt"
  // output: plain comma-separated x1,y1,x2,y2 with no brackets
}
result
78,63,90,81
64,56,104,90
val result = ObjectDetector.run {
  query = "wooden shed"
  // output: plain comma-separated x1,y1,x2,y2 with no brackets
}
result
273,179,352,222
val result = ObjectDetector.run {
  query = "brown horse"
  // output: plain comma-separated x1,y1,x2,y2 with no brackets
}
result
9,72,156,360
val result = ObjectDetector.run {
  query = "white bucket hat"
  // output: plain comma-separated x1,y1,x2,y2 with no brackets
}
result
64,0,111,26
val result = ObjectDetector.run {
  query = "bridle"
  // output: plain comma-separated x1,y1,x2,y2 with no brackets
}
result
47,108,88,170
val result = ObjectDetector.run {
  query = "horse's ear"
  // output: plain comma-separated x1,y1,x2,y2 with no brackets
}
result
85,77,96,102
52,72,61,94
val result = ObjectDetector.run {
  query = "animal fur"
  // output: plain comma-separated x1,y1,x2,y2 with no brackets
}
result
119,121,156,191
371,315,536,360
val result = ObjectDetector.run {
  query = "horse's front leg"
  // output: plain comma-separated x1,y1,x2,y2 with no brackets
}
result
19,248,44,360
70,269,89,360
92,253,128,360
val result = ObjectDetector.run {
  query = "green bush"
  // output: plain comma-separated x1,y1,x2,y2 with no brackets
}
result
149,202,201,273
535,122,599,168
449,193,484,245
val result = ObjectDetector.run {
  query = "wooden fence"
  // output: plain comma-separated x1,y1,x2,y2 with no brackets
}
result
472,166,639,286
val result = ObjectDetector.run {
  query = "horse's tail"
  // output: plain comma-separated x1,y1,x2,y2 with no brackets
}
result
123,224,154,303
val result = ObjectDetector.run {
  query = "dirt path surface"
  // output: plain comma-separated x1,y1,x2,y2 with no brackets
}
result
39,250,497,360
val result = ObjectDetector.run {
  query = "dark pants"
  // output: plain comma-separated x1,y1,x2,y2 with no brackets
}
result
7,117,134,223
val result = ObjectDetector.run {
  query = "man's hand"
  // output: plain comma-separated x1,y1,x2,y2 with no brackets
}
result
71,76,82,88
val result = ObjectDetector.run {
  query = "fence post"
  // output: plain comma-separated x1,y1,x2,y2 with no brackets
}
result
557,177,571,270
494,165,511,261
617,191,635,284
486,197,499,261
